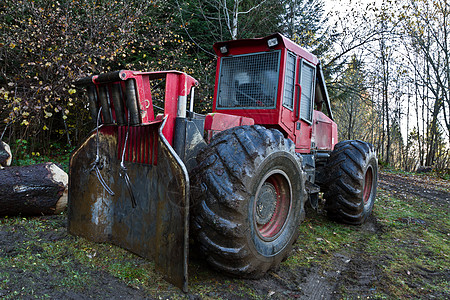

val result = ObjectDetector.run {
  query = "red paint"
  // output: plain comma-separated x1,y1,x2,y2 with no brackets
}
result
117,121,162,165
204,113,254,142
98,125,117,136
90,70,198,147
295,120,312,153
256,173,290,239
89,34,338,158
363,167,373,205
213,33,318,65
312,111,338,151
211,34,337,154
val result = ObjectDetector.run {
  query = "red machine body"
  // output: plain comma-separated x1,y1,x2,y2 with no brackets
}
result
69,34,359,293
208,33,338,153
80,70,198,165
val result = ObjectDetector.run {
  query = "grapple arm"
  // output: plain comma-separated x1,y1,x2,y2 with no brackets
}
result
69,70,198,292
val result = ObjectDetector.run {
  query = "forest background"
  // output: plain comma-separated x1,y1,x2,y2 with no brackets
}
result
0,0,449,175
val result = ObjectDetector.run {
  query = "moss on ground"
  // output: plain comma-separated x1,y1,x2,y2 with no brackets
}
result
0,172,448,299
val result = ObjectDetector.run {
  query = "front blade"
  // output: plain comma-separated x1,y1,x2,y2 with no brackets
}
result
68,122,189,292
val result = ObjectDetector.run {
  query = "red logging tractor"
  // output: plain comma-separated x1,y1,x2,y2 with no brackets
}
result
68,33,378,292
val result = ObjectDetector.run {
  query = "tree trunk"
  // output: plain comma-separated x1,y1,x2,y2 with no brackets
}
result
0,162,68,216
405,84,410,171
231,0,238,39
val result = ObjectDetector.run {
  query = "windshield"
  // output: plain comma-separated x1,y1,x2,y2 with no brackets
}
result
217,51,280,109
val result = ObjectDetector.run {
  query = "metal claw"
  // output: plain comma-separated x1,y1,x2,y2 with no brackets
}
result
120,164,137,208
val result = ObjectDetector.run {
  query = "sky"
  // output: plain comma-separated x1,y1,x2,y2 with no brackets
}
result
322,0,437,143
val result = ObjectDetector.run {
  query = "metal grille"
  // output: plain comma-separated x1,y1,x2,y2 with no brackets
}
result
283,52,296,110
217,51,280,109
300,61,315,122
118,124,159,165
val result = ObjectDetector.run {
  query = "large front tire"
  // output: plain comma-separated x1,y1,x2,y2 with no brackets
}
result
190,125,307,277
322,140,378,225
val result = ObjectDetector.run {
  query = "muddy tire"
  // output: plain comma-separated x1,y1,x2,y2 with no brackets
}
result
322,140,378,225
190,125,307,278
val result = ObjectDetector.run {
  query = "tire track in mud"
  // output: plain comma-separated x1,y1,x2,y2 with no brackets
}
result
267,171,448,299
296,216,382,300
378,172,450,208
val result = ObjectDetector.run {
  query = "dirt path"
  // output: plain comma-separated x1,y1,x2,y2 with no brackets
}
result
235,171,449,299
378,172,450,207
0,171,448,299
285,216,382,300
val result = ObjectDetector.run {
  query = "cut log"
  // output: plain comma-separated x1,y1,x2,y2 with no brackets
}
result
0,162,68,216
416,166,433,173
0,141,12,167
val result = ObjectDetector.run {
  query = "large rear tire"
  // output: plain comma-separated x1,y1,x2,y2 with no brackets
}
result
322,140,378,225
190,125,307,277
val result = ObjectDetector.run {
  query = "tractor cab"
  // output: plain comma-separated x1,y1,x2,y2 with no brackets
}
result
211,33,337,156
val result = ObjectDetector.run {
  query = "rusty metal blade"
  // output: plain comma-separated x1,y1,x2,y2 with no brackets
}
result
68,120,189,292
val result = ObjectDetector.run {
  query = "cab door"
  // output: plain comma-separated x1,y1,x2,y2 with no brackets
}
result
294,59,316,152
280,51,298,135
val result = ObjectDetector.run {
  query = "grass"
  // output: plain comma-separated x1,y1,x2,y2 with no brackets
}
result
284,208,355,268
382,165,450,181
282,180,449,299
0,172,448,299
0,216,175,298
365,187,450,298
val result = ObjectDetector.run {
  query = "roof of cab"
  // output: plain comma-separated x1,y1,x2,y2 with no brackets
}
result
213,33,319,65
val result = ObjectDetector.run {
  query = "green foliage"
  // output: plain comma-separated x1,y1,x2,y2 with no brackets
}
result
11,138,73,172
0,0,333,156
0,0,196,155
330,56,376,141
283,0,330,55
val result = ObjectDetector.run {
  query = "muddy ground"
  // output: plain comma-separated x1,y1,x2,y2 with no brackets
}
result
0,171,449,299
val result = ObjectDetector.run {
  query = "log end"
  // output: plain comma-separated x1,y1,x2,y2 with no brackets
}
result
0,141,12,167
46,163,69,214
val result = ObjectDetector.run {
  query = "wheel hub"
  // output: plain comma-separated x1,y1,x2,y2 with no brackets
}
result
255,182,277,225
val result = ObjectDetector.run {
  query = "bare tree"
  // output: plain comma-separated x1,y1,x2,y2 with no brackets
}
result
400,0,450,166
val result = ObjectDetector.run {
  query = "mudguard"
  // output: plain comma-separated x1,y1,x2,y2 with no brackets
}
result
68,119,189,292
